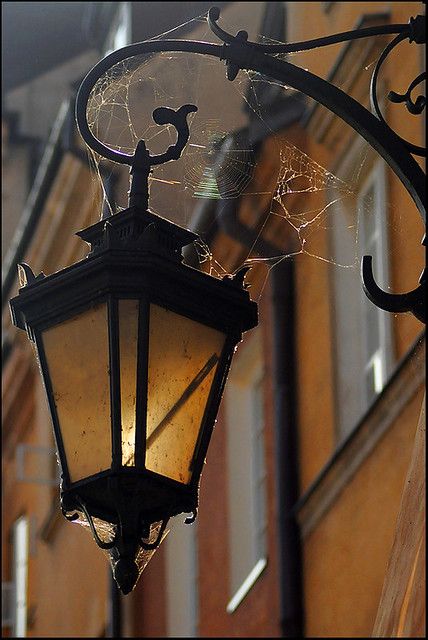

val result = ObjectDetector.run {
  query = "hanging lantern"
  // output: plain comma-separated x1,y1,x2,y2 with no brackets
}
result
9,103,257,594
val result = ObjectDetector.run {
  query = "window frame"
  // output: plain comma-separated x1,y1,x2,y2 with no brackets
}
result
328,138,395,442
357,160,394,405
165,517,199,637
224,332,268,613
103,2,131,56
12,515,29,638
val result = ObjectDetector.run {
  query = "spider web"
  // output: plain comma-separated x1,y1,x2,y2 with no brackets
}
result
67,509,170,584
82,8,413,294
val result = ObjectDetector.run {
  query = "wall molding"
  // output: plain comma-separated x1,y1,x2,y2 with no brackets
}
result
295,333,425,538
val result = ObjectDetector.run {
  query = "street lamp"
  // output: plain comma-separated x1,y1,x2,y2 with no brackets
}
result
9,106,258,594
9,3,425,597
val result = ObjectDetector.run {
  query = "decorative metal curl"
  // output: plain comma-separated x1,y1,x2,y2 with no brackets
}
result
370,33,426,157
149,104,198,166
139,518,169,550
127,104,197,209
362,255,426,323
388,72,426,116
75,497,118,550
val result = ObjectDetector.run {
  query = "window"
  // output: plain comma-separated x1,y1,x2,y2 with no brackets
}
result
330,153,394,440
165,518,198,637
225,333,267,613
12,516,29,637
103,2,131,56
357,164,393,406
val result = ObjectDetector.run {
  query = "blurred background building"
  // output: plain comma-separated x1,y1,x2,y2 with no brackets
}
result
2,2,425,637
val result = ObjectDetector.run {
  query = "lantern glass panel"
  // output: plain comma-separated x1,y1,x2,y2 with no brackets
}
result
119,299,139,466
146,304,226,484
41,303,111,482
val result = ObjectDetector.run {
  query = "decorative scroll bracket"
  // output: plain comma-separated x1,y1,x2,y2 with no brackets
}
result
362,255,426,324
208,6,426,324
129,104,198,210
75,6,426,323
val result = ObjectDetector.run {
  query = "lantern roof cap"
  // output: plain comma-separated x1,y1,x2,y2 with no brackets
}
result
76,207,198,258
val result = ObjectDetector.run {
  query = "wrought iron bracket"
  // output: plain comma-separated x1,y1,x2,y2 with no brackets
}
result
76,6,426,323
208,7,426,323
127,104,197,209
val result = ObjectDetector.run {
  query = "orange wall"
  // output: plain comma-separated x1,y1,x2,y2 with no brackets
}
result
2,3,424,638
303,388,424,637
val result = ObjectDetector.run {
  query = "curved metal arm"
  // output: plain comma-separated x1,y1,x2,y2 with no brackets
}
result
362,256,426,323
75,8,425,321
75,40,222,166
208,6,411,54
209,8,426,323
76,497,117,550
75,26,425,219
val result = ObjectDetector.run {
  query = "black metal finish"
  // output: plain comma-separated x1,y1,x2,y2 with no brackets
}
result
110,573,122,639
207,7,426,324
128,105,198,210
362,254,426,323
370,31,426,157
388,73,426,116
207,6,412,53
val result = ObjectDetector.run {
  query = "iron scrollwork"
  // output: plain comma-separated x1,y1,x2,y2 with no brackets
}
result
76,6,426,323
128,104,198,210
207,7,426,324
370,15,426,159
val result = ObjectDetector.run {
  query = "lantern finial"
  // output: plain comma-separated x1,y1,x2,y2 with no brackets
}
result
128,104,197,210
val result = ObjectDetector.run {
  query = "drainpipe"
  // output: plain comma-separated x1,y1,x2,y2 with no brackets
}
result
271,258,304,637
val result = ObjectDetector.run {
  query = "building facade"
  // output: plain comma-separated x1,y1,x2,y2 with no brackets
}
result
2,2,425,637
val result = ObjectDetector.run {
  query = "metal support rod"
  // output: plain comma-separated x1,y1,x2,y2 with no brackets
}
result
109,572,122,638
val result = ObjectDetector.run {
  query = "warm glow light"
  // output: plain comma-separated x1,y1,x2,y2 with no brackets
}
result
42,303,111,482
146,304,226,484
119,299,139,466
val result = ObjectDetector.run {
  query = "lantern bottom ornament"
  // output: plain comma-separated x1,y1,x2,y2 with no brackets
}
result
62,474,176,594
